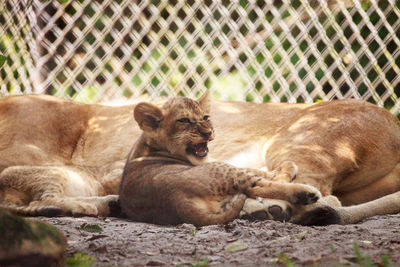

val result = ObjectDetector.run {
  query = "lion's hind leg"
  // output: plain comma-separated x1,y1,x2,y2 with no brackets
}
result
0,166,108,217
290,191,400,226
176,193,247,226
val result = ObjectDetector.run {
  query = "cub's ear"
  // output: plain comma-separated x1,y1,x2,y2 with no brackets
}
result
198,91,211,114
134,102,163,132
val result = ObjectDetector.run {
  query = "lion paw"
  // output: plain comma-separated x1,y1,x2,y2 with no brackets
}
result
104,195,121,217
289,185,321,205
271,161,298,182
240,198,293,222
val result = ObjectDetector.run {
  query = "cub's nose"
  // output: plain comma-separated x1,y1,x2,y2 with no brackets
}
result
201,131,212,139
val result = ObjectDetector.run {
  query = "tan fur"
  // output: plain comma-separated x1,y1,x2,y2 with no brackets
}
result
0,94,399,224
213,100,400,224
0,95,133,216
119,94,320,226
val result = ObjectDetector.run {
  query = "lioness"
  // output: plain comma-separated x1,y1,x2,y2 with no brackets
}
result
118,93,320,226
0,93,399,225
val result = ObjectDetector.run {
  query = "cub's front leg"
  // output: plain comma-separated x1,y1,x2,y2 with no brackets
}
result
246,178,321,205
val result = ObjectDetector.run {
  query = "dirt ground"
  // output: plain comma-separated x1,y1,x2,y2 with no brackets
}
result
38,214,400,266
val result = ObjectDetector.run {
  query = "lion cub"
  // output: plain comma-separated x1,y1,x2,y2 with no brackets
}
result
119,92,322,226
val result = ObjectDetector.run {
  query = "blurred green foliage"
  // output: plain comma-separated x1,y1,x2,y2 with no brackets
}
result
1,0,399,110
0,55,6,68
66,253,96,267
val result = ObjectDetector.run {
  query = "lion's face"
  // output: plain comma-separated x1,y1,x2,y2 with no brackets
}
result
134,92,214,165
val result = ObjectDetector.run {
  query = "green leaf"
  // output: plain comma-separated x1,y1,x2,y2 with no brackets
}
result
225,241,248,252
80,223,103,233
0,55,6,68
66,253,96,267
353,242,374,267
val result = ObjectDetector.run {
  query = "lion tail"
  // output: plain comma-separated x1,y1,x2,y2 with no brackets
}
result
335,191,400,224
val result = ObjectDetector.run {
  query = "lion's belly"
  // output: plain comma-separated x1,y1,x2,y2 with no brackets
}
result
63,169,105,197
222,143,265,169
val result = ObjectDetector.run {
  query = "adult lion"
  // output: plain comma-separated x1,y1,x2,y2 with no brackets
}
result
0,94,399,224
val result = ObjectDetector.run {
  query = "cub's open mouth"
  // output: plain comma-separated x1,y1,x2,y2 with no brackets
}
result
186,142,209,158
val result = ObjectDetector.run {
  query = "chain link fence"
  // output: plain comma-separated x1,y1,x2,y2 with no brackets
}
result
1,0,400,112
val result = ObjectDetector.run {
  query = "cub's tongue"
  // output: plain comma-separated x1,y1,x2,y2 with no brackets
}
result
192,143,208,158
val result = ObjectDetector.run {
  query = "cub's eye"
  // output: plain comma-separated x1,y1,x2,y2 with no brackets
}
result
203,115,210,121
177,118,191,123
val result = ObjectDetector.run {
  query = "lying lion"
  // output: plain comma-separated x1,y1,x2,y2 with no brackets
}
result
0,93,399,225
119,93,320,226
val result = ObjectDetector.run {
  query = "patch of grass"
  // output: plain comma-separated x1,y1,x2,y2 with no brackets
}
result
190,228,196,236
271,244,395,267
353,243,394,267
66,253,96,267
80,223,103,233
191,257,209,267
277,253,294,267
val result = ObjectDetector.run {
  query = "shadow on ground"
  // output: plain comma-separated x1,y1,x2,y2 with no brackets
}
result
39,215,400,266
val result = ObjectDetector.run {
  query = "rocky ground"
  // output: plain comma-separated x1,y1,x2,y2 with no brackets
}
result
38,214,400,266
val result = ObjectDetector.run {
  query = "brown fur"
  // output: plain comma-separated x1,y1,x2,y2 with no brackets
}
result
0,94,399,224
119,93,320,226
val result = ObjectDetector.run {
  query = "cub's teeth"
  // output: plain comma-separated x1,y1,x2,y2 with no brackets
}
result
193,143,208,158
